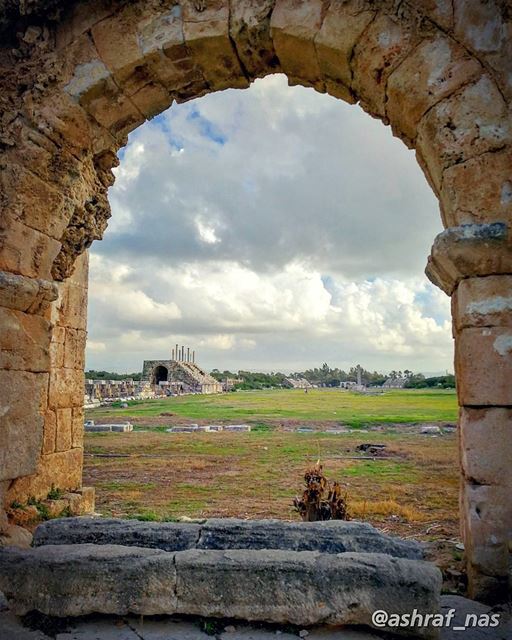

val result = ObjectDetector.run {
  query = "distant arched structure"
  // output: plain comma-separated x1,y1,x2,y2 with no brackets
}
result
0,0,511,602
152,365,169,386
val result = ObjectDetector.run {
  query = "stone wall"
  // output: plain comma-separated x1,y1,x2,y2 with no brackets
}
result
0,0,511,602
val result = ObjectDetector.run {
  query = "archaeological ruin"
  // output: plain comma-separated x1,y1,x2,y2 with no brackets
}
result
143,344,223,394
0,0,511,620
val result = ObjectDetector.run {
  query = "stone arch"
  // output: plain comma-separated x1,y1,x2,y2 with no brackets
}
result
152,365,169,386
0,0,511,602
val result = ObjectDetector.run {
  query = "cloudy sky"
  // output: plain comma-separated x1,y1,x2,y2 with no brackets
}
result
86,74,453,375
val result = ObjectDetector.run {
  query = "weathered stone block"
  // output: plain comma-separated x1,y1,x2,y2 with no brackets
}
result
174,549,441,636
230,0,280,79
460,407,512,486
0,308,51,372
55,408,72,452
71,407,84,448
6,448,83,504
417,74,511,190
270,0,325,89
49,368,84,409
49,325,65,368
455,327,512,406
52,281,88,331
0,371,47,482
453,275,512,330
352,12,420,119
425,223,512,295
460,482,511,580
131,82,173,119
42,410,57,455
64,328,87,369
182,0,248,91
0,163,75,240
0,214,61,280
440,147,512,227
33,517,424,559
0,271,58,315
0,545,441,637
387,36,482,143
315,0,374,97
0,544,178,616
453,0,512,100
408,0,454,31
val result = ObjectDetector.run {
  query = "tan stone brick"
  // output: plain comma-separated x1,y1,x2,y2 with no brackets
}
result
352,12,420,119
0,271,57,315
91,5,145,86
49,368,84,409
182,0,248,91
453,276,512,330
0,163,75,240
42,410,57,455
52,281,88,331
425,223,512,295
453,0,512,101
71,407,84,448
49,325,66,369
64,328,87,370
6,448,83,504
460,407,512,486
271,0,325,90
0,308,51,372
75,486,95,515
315,0,375,93
440,147,512,227
55,408,73,452
408,0,454,31
417,74,511,190
84,77,146,140
131,82,173,120
387,36,482,143
460,482,511,578
455,327,512,406
66,251,89,289
0,213,61,280
230,0,280,79
0,371,48,482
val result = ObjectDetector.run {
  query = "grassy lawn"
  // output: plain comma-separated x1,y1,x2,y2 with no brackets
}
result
84,428,459,541
86,388,458,427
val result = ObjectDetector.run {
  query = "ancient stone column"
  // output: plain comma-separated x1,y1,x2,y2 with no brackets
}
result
426,223,512,602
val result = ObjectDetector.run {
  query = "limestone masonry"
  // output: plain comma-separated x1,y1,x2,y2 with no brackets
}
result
0,0,511,605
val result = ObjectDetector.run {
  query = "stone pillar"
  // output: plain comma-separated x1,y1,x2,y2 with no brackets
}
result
5,253,94,512
0,270,58,529
426,223,512,602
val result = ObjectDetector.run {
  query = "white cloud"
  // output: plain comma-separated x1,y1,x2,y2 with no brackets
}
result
87,75,452,374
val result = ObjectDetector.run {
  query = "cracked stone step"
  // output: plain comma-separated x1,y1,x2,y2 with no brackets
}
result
0,545,441,638
33,517,424,560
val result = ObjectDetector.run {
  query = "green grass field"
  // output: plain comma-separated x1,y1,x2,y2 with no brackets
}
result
87,388,458,427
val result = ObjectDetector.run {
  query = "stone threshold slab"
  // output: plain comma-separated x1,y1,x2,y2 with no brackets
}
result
0,545,441,639
33,517,424,560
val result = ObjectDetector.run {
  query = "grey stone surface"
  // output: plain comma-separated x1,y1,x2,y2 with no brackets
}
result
0,544,177,617
33,517,424,560
0,594,508,640
439,595,512,640
0,545,440,638
174,549,440,637
33,518,201,552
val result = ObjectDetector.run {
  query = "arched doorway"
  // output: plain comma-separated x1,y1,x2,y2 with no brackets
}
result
0,0,511,602
152,365,169,386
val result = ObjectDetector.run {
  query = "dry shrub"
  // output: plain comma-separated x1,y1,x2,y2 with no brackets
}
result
293,462,349,521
